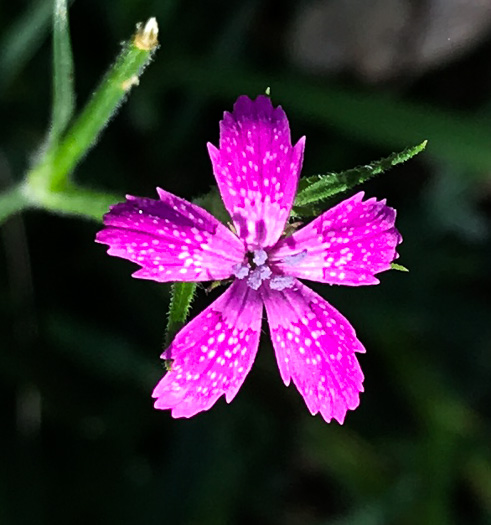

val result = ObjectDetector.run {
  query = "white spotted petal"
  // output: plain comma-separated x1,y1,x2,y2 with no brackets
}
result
152,279,263,417
270,192,402,285
96,96,403,424
96,188,245,282
207,95,305,250
261,280,365,424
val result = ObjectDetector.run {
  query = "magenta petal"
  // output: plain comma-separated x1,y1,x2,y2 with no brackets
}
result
208,95,306,249
95,188,245,282
270,192,402,286
152,280,263,418
261,280,365,424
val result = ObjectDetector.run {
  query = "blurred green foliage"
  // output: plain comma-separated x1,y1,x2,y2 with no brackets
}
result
1,1,490,524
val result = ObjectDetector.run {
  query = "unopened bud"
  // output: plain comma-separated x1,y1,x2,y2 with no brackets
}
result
134,17,159,51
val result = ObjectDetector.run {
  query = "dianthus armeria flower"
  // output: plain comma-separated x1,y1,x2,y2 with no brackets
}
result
96,95,401,423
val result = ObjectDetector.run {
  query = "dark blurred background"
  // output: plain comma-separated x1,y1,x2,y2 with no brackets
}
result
1,0,491,524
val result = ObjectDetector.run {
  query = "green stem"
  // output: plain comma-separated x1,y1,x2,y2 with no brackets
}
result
28,18,159,195
49,0,75,146
36,186,122,221
0,184,30,225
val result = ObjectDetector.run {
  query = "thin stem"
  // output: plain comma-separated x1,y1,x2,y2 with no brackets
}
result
36,186,122,221
0,18,159,226
49,0,75,146
28,18,159,195
0,184,30,226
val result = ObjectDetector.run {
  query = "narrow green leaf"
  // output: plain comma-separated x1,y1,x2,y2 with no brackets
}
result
165,282,197,346
391,263,409,272
27,17,160,194
294,141,427,210
49,0,75,146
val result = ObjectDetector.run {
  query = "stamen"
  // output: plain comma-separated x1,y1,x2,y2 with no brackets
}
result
270,275,295,291
282,250,308,266
252,249,268,266
247,265,272,290
232,263,249,279
236,249,291,291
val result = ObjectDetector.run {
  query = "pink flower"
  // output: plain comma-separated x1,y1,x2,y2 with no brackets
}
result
96,95,401,422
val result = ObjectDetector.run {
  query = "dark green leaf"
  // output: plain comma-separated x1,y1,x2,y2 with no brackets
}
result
165,282,197,346
294,141,427,210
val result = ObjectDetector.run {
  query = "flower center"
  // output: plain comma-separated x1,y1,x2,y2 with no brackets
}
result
232,248,295,291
